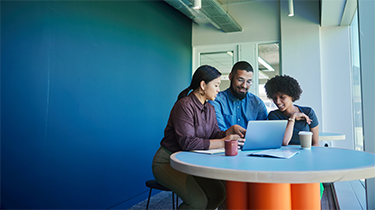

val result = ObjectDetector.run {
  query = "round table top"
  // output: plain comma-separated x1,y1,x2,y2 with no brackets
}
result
170,146,375,183
319,132,346,141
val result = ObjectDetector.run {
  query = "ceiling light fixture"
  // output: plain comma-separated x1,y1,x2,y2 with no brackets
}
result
193,0,201,9
288,0,294,17
259,71,270,79
258,57,275,71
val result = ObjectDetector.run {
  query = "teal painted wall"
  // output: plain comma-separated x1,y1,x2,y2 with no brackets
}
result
1,1,192,209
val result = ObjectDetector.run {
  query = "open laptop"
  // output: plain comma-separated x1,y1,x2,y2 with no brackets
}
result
241,120,288,151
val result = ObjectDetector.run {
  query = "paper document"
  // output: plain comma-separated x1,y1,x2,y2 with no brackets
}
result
190,148,225,155
248,149,299,159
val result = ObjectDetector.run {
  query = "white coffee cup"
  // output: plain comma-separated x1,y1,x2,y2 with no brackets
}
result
299,131,313,149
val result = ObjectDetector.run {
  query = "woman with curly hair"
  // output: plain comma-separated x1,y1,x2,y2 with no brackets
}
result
264,75,319,146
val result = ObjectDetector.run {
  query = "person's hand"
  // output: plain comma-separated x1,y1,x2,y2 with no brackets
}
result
292,112,312,124
226,124,246,138
223,134,246,146
231,124,246,138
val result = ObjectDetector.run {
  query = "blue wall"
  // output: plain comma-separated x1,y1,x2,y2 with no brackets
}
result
1,1,192,209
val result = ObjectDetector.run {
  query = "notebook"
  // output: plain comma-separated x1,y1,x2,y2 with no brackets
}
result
248,149,299,159
190,148,225,155
241,120,288,151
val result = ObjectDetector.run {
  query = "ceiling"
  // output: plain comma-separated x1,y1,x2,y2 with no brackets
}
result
216,0,255,4
166,0,351,29
164,0,352,80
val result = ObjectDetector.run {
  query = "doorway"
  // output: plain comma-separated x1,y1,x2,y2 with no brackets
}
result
193,42,280,113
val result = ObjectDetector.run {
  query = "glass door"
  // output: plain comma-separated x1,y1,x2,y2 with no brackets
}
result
199,51,235,91
349,11,363,152
193,42,280,102
258,43,280,112
194,44,238,91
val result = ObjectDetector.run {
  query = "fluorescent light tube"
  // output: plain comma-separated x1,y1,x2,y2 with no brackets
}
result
193,0,201,9
288,0,294,17
258,57,275,71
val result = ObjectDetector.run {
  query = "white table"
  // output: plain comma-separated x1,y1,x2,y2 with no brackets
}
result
319,132,345,147
319,132,346,141
170,146,375,210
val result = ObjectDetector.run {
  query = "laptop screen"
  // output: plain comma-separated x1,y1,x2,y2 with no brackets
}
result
241,120,288,151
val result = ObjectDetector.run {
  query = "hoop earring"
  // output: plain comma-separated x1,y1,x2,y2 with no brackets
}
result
200,89,205,96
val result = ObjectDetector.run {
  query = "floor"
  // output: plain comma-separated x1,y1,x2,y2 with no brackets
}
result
321,183,337,210
128,184,336,210
334,180,366,210
127,191,180,210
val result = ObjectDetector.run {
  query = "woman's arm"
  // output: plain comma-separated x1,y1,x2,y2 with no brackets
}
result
268,111,292,145
172,102,211,151
310,125,319,146
282,118,295,146
282,112,312,146
173,100,246,150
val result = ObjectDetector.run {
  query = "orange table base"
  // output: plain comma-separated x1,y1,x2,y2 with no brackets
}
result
248,183,291,210
226,182,320,210
291,183,321,210
226,181,248,210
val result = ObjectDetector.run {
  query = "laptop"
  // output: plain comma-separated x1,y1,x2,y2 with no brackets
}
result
241,120,288,151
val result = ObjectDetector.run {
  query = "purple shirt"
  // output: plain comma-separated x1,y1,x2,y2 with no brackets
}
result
161,93,226,153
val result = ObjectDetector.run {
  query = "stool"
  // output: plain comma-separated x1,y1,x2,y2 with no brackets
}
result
145,180,178,210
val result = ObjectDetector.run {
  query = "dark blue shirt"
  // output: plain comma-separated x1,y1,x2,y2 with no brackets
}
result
268,105,319,145
209,88,268,130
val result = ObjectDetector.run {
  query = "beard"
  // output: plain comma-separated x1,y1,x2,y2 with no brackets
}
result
229,83,247,100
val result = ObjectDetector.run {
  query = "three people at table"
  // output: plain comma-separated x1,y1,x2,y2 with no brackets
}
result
152,65,246,209
152,63,319,209
209,61,268,130
265,75,319,146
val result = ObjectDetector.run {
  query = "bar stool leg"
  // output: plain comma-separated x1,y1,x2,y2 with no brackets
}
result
226,181,248,210
248,183,292,210
172,192,175,210
145,188,152,210
291,183,321,210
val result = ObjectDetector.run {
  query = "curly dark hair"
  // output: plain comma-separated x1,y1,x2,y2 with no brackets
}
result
264,75,302,102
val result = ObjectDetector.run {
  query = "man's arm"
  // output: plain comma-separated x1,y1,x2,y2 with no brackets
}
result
257,100,268,120
208,100,228,131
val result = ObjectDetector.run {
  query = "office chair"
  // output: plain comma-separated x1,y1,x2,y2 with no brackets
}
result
145,180,178,210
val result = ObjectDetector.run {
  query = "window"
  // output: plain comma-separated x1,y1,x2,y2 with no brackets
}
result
194,42,280,102
194,44,238,91
350,11,363,152
350,10,365,187
258,43,280,112
200,51,235,91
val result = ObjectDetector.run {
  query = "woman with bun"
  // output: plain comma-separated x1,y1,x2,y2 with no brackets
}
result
152,65,246,209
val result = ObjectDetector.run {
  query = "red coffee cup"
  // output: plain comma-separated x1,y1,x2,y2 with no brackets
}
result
225,140,238,156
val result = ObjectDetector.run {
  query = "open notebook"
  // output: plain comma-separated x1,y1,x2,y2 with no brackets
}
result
248,149,299,159
190,148,225,155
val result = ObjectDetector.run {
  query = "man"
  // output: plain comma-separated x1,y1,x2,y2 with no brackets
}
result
209,61,268,130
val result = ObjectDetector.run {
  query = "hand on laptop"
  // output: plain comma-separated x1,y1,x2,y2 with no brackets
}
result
225,124,246,138
223,134,246,147
223,134,245,141
223,125,246,147
238,139,245,146
224,134,246,148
